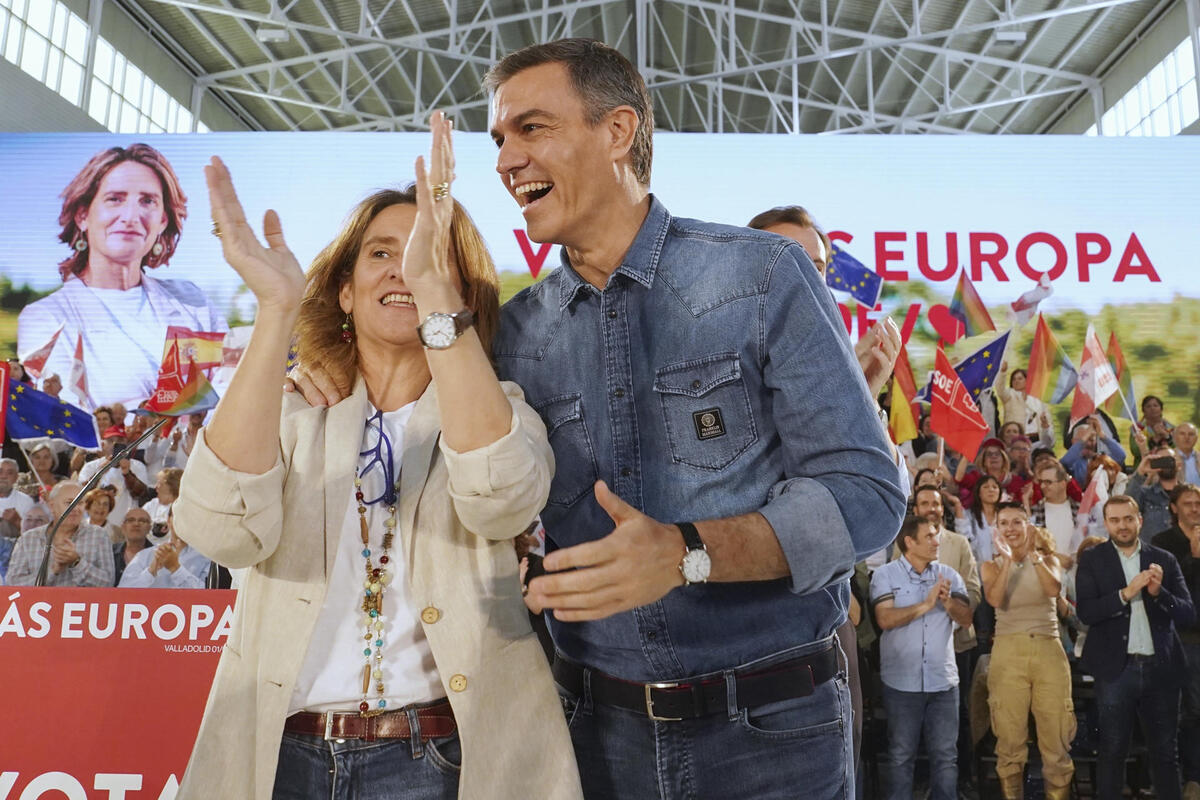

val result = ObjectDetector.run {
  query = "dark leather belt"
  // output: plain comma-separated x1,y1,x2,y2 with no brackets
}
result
553,644,839,722
284,700,456,742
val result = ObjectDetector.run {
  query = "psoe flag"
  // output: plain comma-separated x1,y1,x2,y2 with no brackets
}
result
930,345,990,461
826,247,884,307
1070,324,1119,426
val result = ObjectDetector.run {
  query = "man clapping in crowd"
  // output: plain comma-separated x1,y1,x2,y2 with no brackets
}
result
5,481,114,587
871,515,973,800
1076,495,1194,800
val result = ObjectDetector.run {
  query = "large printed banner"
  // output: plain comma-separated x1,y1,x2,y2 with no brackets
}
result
1,133,1198,420
0,587,232,800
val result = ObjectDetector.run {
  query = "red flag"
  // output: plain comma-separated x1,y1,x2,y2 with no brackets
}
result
1070,324,1119,427
146,339,185,412
68,333,90,408
930,344,989,461
20,324,64,379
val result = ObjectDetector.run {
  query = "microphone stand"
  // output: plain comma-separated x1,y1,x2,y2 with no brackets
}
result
35,417,170,587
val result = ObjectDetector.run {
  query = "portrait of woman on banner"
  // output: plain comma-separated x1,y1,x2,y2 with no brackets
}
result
17,143,227,409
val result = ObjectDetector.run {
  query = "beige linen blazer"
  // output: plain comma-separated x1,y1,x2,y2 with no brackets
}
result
174,378,582,800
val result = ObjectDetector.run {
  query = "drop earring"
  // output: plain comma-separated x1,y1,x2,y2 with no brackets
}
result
341,314,354,342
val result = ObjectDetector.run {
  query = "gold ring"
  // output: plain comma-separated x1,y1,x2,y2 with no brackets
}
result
432,182,450,202
211,222,222,238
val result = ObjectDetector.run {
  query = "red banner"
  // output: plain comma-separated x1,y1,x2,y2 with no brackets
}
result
0,587,233,799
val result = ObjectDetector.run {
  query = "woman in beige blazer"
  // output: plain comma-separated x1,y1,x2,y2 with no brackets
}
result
174,115,581,800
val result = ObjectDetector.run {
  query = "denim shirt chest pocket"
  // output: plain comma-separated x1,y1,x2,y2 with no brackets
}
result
533,393,599,508
653,352,758,470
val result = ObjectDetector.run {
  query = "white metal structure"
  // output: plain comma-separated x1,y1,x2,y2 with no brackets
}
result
55,0,1200,132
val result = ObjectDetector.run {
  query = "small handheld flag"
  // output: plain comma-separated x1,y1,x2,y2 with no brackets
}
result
1103,332,1137,423
949,271,996,336
826,247,884,308
19,324,64,380
1070,324,1119,427
930,345,990,461
6,379,100,449
1026,314,1078,404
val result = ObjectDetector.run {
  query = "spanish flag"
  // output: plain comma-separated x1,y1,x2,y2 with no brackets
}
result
888,344,919,445
164,326,225,372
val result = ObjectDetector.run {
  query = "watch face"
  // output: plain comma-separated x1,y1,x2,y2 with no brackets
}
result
421,314,457,349
681,549,711,584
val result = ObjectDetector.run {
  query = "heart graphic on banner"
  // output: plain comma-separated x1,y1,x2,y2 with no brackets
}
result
927,304,965,345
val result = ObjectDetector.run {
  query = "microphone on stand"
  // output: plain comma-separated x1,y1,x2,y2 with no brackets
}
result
35,417,169,586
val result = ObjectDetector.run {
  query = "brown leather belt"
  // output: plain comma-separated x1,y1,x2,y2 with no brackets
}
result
284,700,456,742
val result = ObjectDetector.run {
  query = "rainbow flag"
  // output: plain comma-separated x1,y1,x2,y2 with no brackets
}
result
158,359,219,416
1103,332,1137,422
949,271,996,336
1026,313,1078,404
888,344,919,444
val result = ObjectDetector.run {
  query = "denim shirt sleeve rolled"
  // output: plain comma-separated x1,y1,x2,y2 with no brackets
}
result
755,242,908,593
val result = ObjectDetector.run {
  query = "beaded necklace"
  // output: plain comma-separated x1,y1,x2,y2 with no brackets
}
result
355,410,399,717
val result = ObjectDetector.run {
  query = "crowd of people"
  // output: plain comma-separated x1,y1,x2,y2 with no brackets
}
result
0,410,219,589
3,35,1199,800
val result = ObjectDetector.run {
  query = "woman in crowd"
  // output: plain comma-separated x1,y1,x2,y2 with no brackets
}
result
16,440,65,500
17,143,227,408
958,474,1003,565
997,362,1053,440
957,438,1027,506
173,114,580,800
1131,394,1175,462
83,487,120,543
982,504,1074,800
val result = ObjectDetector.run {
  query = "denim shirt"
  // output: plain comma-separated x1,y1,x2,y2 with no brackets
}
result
494,196,907,681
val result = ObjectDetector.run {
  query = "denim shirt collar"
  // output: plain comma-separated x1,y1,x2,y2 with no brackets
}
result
556,194,672,309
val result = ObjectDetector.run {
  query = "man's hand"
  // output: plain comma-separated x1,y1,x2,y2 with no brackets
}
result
1,508,21,529
526,480,685,622
923,578,946,612
1186,524,1200,559
855,317,902,397
69,448,87,475
284,364,347,407
1125,569,1153,599
50,539,78,574
934,577,952,607
158,541,181,574
1146,562,1164,596
943,491,963,518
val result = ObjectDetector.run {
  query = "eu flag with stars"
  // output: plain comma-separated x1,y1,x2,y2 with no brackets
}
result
916,331,1011,405
6,379,99,449
826,247,884,307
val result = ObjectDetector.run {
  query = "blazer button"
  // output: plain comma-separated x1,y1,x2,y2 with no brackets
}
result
449,674,468,693
421,606,441,624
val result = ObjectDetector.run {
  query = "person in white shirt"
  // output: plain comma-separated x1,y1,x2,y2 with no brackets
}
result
78,427,149,528
118,507,209,589
142,467,182,546
0,458,35,538
16,143,227,409
1031,462,1083,569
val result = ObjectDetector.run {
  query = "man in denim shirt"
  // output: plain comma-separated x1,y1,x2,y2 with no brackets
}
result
486,39,906,798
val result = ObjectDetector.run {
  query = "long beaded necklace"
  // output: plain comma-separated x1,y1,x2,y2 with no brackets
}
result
355,410,399,717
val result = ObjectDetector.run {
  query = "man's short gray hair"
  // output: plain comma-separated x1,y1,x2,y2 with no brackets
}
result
48,481,83,506
0,457,18,471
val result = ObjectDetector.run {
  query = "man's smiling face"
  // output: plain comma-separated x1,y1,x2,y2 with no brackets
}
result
490,62,616,248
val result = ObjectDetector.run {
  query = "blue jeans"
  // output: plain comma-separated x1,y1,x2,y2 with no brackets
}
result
561,641,854,800
1095,656,1182,800
271,720,460,800
1181,642,1200,783
880,684,959,800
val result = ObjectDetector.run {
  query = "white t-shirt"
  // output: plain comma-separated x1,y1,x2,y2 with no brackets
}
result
1043,501,1081,557
0,488,35,518
288,401,442,714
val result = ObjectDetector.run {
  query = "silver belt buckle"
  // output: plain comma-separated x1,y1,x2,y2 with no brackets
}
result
644,682,682,722
323,713,346,742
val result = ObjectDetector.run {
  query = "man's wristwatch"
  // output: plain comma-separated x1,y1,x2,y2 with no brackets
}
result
416,309,475,350
675,522,711,585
